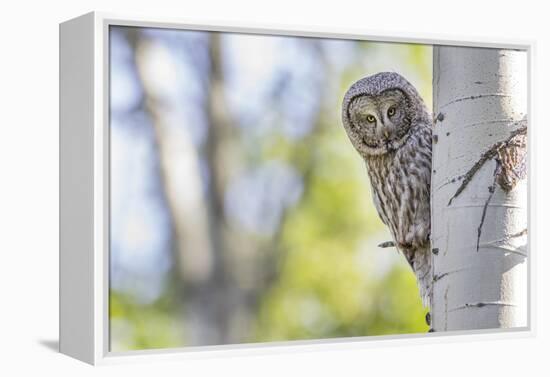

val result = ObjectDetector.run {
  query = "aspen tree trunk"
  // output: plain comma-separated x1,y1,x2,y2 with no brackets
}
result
431,46,528,331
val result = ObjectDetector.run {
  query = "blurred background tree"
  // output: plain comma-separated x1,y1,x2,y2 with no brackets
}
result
109,26,432,351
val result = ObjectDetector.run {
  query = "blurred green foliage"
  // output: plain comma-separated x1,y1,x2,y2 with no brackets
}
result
110,291,184,351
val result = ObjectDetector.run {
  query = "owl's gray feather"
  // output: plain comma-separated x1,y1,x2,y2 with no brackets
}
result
342,72,433,306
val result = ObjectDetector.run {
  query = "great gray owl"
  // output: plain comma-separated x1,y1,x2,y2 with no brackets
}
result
341,72,433,308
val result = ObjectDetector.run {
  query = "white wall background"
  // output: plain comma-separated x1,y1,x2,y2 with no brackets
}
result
0,0,547,375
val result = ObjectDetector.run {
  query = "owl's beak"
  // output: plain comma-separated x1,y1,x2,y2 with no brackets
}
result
383,130,390,139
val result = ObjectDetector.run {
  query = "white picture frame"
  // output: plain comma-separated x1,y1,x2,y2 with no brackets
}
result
59,11,535,365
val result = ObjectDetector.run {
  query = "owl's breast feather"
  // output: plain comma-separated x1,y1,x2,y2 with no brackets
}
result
366,123,432,250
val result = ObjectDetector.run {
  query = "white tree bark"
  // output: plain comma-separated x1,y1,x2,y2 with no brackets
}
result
431,46,528,331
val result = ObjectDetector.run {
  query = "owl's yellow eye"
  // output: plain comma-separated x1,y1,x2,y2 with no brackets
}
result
366,115,376,123
387,107,396,117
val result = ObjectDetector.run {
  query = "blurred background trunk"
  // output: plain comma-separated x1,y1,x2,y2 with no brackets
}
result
123,29,329,345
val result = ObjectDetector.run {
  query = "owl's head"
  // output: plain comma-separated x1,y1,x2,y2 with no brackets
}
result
342,72,430,157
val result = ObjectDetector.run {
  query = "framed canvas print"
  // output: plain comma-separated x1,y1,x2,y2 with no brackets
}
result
59,12,533,365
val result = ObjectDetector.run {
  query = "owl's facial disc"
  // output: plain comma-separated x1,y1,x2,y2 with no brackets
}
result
347,90,411,156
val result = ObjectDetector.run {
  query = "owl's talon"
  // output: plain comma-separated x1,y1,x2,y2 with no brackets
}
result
425,312,431,326
378,241,395,248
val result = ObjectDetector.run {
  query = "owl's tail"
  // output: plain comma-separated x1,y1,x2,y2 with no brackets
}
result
413,245,432,308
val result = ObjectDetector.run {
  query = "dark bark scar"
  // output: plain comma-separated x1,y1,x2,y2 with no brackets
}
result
447,121,527,206
476,161,500,252
445,119,527,252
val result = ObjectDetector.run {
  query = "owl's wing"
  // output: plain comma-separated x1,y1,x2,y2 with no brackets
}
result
369,181,388,226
